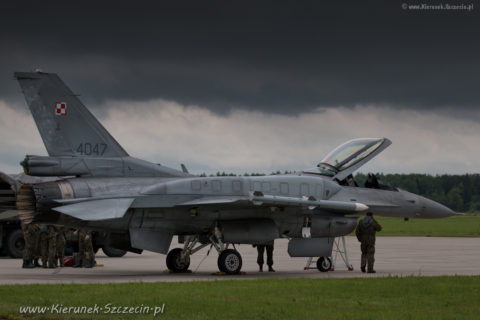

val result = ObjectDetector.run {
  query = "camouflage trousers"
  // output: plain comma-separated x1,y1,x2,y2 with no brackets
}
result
78,231,94,262
22,223,40,261
360,242,375,272
257,245,274,266
40,230,57,267
56,232,66,266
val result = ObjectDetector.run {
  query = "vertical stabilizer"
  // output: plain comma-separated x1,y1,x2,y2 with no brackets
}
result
14,71,128,157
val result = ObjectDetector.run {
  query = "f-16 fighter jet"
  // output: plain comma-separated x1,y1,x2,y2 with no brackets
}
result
1,71,455,274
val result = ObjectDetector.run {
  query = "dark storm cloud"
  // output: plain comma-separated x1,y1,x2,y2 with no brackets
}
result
0,0,479,115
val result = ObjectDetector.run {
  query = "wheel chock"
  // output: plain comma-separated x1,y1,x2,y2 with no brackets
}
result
163,269,192,274
212,271,247,276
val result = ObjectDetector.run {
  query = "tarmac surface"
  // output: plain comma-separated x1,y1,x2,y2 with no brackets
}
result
1,236,479,285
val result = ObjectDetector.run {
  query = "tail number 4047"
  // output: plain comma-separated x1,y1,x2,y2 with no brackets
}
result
76,143,107,156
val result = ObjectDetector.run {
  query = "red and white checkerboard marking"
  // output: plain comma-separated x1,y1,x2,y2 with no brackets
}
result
55,102,67,116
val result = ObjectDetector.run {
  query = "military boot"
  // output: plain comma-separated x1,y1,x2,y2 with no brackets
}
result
58,259,64,267
22,260,35,268
258,264,263,272
268,265,275,272
73,259,83,268
34,258,41,268
83,259,93,268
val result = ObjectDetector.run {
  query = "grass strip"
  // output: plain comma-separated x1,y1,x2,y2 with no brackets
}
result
1,276,479,319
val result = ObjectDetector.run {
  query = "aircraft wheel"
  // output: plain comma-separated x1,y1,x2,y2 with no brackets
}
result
317,257,332,272
102,245,127,257
166,248,190,272
218,249,242,274
7,229,25,258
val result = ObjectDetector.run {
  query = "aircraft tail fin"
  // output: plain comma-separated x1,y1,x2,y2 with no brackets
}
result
14,71,128,158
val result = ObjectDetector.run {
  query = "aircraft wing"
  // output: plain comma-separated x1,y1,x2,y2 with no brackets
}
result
49,191,368,221
169,192,368,213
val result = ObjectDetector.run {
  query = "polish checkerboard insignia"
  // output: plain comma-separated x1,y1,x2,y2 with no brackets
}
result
55,102,67,116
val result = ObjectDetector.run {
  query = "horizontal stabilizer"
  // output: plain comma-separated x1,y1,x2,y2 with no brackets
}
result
0,210,19,220
53,198,134,221
249,192,368,212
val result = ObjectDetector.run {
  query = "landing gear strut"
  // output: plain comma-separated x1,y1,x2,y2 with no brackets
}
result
165,227,243,274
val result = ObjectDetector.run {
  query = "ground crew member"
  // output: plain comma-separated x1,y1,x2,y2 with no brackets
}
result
17,185,39,268
73,229,95,268
32,224,41,267
56,227,66,267
355,212,382,273
40,225,57,268
255,241,275,272
47,226,57,268
21,221,38,268
38,224,49,268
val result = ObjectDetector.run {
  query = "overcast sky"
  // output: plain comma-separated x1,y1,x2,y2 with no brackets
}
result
0,1,479,175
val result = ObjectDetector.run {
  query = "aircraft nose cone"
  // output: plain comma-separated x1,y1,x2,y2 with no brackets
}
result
420,197,457,218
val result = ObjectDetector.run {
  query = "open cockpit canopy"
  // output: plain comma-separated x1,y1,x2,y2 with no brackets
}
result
304,138,391,180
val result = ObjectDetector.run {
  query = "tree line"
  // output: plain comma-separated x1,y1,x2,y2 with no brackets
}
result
355,173,480,213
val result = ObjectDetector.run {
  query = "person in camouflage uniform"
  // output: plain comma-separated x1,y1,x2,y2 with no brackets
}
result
21,221,39,268
56,227,66,267
355,212,382,273
39,225,57,268
32,225,41,267
17,184,40,268
47,226,57,268
73,228,95,268
38,224,48,268
256,240,275,272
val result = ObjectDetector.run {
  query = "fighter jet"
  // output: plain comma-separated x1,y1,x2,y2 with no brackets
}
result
1,71,456,274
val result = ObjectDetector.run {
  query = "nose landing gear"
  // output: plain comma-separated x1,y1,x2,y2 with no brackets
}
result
317,256,332,272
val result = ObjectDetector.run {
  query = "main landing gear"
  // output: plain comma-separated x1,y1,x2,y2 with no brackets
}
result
165,227,243,274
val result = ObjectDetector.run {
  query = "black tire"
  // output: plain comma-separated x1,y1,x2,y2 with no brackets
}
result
102,245,126,257
6,229,25,258
317,256,332,272
166,248,190,272
218,249,242,274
